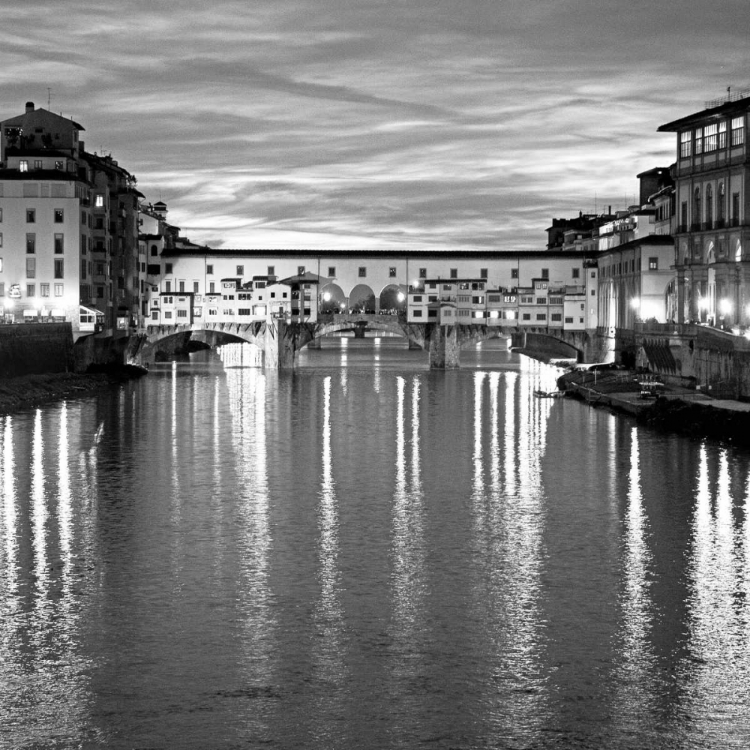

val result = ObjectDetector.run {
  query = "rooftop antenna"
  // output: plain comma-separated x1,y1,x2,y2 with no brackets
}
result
728,86,731,101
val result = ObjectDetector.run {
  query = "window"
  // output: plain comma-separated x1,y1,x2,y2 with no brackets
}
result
0,208,2,222
551,313,562,322
177,309,188,318
95,194,104,207
511,268,518,279
541,268,549,280
704,123,717,152
718,183,726,223
165,263,173,274
694,128,703,155
705,184,713,226
412,309,423,318
731,116,744,147
412,295,422,302
266,266,274,276
298,266,305,275
26,209,35,223
717,120,727,149
565,317,574,324
591,289,596,296
19,160,28,172
194,281,199,293
358,267,367,277
165,281,171,293
209,282,215,294
164,311,173,320
536,313,547,321
39,283,50,297
572,267,580,278
55,284,63,297
55,160,63,170
680,131,692,158
54,233,64,254
206,264,213,274
389,267,397,278
54,259,64,278
26,234,35,253
419,268,427,278
236,265,244,276
450,268,458,279
27,284,35,297
693,187,701,227
536,297,546,304
732,192,740,225
327,267,336,277
522,313,530,321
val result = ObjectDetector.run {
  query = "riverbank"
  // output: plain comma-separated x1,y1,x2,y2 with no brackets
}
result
0,368,145,415
558,368,750,447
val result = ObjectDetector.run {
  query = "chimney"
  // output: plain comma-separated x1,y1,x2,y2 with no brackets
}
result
25,101,34,114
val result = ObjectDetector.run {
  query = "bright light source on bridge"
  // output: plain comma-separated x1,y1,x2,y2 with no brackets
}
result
489,310,499,318
698,298,709,311
630,297,640,310
322,292,331,302
397,292,405,302
506,310,515,319
473,311,484,318
719,298,733,315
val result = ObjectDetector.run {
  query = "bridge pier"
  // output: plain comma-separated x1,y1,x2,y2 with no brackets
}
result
428,324,461,369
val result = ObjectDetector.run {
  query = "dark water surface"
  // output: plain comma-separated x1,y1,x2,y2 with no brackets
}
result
2,338,750,749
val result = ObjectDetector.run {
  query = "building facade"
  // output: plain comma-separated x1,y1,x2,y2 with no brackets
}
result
659,93,749,327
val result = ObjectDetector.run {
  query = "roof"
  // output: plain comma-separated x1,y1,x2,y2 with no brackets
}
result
597,235,674,256
657,95,750,132
1,106,85,131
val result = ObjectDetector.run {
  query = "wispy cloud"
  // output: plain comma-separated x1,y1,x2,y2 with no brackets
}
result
3,0,748,250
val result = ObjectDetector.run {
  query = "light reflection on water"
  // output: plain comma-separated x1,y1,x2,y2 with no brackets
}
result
1,338,750,748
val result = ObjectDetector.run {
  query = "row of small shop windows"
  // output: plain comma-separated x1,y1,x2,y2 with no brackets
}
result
410,309,583,323
152,308,312,320
0,282,65,297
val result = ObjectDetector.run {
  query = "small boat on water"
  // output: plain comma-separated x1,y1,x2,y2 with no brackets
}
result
534,389,565,398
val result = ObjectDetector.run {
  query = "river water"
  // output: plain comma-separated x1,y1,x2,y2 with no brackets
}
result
2,338,750,749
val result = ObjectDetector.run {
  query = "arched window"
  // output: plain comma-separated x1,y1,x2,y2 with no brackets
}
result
706,184,713,228
718,182,726,224
150,244,158,256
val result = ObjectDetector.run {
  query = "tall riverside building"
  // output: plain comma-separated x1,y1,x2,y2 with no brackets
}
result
0,101,143,333
658,93,749,326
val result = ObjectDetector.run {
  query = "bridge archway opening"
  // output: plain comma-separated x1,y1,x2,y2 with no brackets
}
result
379,284,407,315
349,284,376,314
320,283,346,314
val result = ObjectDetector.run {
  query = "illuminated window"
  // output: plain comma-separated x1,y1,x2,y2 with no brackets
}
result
54,208,64,223
95,194,104,207
680,131,692,158
54,284,63,297
389,267,397,277
694,127,703,155
19,160,28,172
298,266,305,275
55,160,63,170
731,116,744,146
704,123,717,152
41,283,50,297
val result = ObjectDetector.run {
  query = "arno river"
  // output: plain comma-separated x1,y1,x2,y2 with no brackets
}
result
2,338,750,749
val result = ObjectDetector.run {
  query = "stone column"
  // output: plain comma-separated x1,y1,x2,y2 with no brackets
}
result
428,324,461,368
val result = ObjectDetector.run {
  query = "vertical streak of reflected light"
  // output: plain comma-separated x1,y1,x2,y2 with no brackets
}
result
682,447,750,746
504,372,517,496
226,367,276,720
373,338,381,393
613,428,655,727
2,417,18,596
313,375,346,721
31,409,48,591
390,374,426,696
488,373,501,491
472,372,486,519
58,404,73,599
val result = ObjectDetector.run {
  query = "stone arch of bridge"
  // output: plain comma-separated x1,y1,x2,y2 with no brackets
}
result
314,315,408,342
144,323,268,360
378,283,408,314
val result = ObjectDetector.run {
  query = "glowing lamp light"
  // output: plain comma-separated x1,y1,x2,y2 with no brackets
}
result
397,292,405,302
339,302,345,310
719,298,732,315
322,292,331,302
698,298,710,311
630,297,640,310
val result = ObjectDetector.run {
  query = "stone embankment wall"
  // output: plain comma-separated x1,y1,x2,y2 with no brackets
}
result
0,324,74,377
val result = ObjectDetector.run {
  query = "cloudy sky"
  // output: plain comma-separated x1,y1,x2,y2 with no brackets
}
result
3,0,748,251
